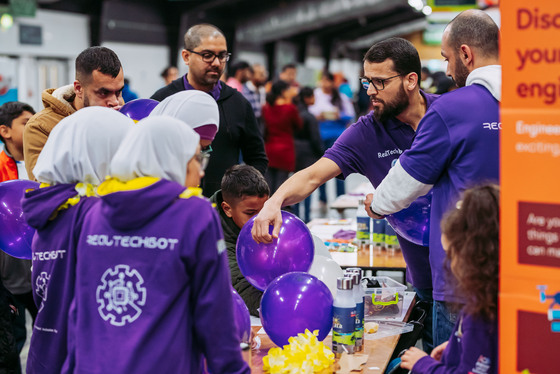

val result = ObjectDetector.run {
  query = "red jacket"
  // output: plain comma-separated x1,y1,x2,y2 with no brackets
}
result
0,150,18,182
262,103,302,171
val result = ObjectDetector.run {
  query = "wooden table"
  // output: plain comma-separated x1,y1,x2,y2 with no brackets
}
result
247,294,415,373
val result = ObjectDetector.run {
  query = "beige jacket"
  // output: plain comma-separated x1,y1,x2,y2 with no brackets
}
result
23,85,76,180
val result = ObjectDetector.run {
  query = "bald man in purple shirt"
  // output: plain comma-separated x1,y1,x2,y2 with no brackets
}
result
367,10,501,348
252,38,438,352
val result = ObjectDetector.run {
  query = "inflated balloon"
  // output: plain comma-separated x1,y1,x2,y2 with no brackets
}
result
312,235,332,258
308,256,343,299
119,98,158,122
385,191,431,246
260,272,333,347
231,288,251,343
0,180,40,259
237,211,314,291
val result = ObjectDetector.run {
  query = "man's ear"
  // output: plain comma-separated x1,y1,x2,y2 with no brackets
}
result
0,125,11,140
221,201,233,218
181,49,190,66
460,44,474,68
404,72,418,91
74,80,83,99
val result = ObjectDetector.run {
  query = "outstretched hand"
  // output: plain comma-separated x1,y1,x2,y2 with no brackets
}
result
251,201,283,244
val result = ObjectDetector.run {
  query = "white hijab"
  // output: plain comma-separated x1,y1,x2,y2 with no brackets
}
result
149,90,219,140
33,107,133,185
110,115,200,184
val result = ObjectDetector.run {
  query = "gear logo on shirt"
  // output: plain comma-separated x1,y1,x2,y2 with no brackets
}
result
35,272,50,311
96,264,147,327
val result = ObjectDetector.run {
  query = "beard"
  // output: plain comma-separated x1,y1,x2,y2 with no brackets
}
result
83,92,90,107
198,67,223,87
452,58,470,88
373,84,410,123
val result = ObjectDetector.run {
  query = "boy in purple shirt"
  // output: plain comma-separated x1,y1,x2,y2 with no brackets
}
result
368,10,501,346
22,107,133,374
72,116,249,374
401,184,499,374
252,38,437,351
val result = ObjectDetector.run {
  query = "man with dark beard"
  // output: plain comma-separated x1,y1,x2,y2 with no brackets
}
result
24,46,124,180
151,24,267,197
368,10,500,348
251,37,439,352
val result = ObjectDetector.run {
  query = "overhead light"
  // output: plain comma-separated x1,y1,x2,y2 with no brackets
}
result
0,13,14,29
422,6,432,15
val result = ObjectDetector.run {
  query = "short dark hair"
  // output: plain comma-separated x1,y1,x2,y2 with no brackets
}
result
75,46,122,84
228,60,250,78
281,63,296,72
221,164,270,203
266,80,290,105
184,24,226,50
363,37,421,80
0,101,35,143
447,9,499,59
160,66,176,78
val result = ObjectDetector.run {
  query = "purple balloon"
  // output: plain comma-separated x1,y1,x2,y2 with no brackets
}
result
260,272,333,347
0,180,39,259
231,288,251,343
236,211,314,291
386,191,431,246
119,98,158,122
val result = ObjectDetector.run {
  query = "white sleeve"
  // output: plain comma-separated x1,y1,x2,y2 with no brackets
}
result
370,159,433,215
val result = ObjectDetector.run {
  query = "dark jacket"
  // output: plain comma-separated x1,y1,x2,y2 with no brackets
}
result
151,78,268,197
209,190,262,316
294,105,324,171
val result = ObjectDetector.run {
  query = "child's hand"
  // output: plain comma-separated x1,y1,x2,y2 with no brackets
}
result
430,341,449,361
400,347,428,370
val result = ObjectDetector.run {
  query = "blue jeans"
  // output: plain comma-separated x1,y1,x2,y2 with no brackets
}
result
433,300,459,347
293,196,312,223
412,287,434,353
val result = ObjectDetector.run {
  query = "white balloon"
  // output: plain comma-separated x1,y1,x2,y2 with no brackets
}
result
312,235,332,258
308,255,344,299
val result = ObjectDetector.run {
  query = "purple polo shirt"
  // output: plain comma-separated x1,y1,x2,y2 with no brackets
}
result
399,85,499,301
183,74,222,100
412,312,498,374
324,91,438,289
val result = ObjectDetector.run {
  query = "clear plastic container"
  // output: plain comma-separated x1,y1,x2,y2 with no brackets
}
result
362,276,406,319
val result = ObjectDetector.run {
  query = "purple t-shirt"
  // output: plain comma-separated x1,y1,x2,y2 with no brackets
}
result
412,312,498,374
72,179,249,374
399,85,499,301
324,91,438,289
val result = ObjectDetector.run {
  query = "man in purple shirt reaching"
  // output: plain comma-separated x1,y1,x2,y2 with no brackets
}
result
367,9,501,347
252,38,438,351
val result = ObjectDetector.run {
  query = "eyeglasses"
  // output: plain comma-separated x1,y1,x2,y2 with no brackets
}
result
195,152,211,171
359,74,402,91
201,145,212,154
187,49,231,63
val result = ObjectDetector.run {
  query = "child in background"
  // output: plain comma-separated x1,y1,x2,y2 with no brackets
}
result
72,116,250,374
400,184,499,373
0,101,35,181
210,164,270,316
22,107,133,374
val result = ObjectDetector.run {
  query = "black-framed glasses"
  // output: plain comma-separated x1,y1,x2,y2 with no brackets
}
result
187,49,231,63
201,145,212,154
359,74,402,91
195,152,211,171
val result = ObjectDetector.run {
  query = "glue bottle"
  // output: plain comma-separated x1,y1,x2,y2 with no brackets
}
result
332,277,356,356
356,199,371,244
344,270,365,352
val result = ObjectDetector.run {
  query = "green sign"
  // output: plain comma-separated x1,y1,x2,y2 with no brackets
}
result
9,0,36,17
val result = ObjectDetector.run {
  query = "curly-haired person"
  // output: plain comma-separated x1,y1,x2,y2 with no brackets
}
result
401,184,499,374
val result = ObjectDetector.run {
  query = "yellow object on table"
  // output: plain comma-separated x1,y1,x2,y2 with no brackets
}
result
262,329,335,373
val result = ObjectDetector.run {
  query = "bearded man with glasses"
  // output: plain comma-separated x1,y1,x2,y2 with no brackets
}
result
151,24,268,198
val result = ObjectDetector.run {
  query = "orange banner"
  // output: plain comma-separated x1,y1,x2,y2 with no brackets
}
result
501,1,560,373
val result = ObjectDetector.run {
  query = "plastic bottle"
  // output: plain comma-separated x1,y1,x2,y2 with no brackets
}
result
356,199,371,244
344,270,365,352
332,277,356,356
371,218,386,248
384,221,399,250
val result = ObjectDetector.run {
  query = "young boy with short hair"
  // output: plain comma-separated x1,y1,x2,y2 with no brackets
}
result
210,164,270,316
0,101,35,182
